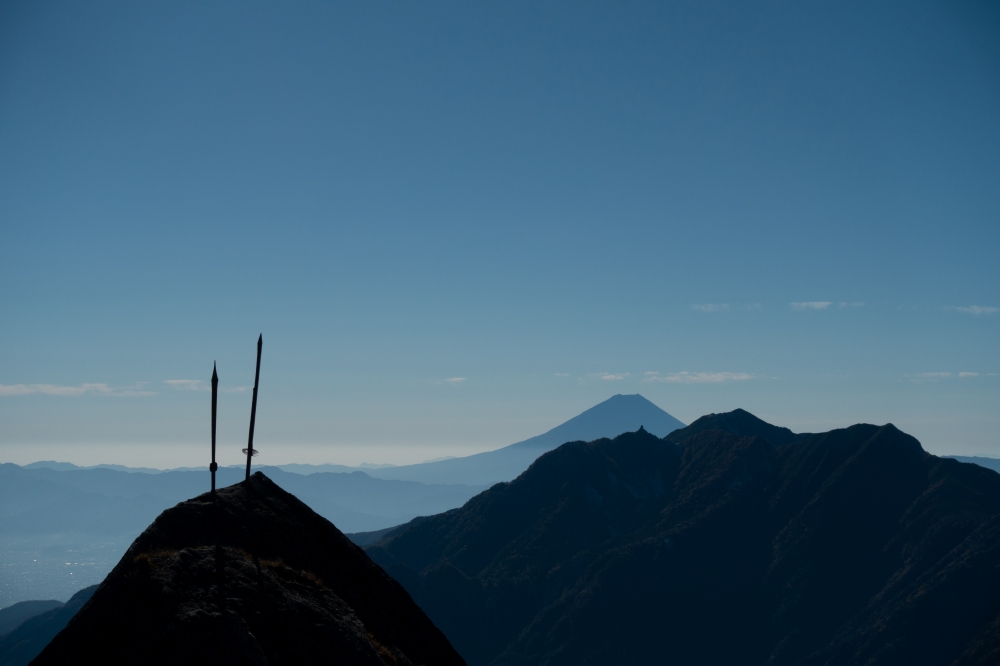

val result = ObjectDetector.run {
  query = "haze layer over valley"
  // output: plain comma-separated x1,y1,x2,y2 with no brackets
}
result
0,395,679,606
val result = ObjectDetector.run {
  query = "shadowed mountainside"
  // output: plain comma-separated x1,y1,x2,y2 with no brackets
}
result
32,473,465,666
0,602,62,638
0,587,95,666
365,394,685,486
368,411,1000,666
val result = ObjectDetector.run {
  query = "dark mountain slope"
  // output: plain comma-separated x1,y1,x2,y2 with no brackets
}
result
0,601,62,638
368,413,1000,666
0,586,95,666
667,406,803,445
33,473,465,666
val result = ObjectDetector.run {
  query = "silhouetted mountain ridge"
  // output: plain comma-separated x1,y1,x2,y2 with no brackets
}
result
32,473,465,666
365,394,684,485
667,407,803,445
0,601,62,638
0,586,96,666
368,411,1000,666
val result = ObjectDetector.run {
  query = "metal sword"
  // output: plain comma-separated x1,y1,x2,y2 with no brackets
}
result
243,334,262,481
210,362,218,493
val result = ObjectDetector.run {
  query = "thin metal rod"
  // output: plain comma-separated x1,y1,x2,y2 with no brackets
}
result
245,334,262,482
211,362,218,493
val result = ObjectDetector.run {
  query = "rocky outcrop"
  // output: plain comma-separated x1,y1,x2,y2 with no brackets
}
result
32,472,465,666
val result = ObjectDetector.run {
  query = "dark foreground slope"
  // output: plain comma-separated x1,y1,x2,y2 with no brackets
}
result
368,413,1000,666
33,473,465,666
0,587,95,666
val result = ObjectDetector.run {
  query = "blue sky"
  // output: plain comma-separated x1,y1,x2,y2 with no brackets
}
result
1,0,997,468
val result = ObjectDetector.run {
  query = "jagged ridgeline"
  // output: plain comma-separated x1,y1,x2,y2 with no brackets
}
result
367,411,1000,666
31,473,466,666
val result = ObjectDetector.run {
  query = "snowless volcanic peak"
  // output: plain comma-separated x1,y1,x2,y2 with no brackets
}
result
33,472,466,666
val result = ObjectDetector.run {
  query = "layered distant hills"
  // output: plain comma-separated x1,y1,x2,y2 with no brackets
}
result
0,586,96,666
0,463,485,605
368,411,1000,666
363,394,685,486
0,394,682,605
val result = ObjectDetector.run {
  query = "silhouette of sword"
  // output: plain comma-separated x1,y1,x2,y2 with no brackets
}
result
244,334,262,481
210,362,218,493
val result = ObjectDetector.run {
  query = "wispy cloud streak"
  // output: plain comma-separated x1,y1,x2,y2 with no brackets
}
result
907,371,992,382
587,372,629,381
644,371,753,384
0,383,155,397
790,301,831,310
164,379,206,391
953,305,998,316
692,303,762,312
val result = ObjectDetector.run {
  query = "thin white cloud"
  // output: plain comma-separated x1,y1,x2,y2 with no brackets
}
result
645,371,753,384
443,377,466,384
554,372,570,377
790,301,831,310
222,386,253,393
600,373,628,381
692,303,729,312
959,372,979,378
0,383,155,397
838,302,865,308
746,303,762,311
906,372,952,382
953,305,999,316
164,379,206,391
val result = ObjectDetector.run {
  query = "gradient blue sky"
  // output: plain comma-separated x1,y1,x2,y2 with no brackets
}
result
1,0,997,468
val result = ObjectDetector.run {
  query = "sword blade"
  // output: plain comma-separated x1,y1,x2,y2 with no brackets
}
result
245,334,262,481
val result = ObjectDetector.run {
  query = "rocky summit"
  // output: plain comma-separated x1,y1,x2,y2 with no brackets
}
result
32,472,465,666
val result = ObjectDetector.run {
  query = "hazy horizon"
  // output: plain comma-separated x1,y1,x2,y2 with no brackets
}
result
2,392,997,469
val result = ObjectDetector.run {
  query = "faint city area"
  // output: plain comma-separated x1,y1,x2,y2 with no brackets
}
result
0,537,131,605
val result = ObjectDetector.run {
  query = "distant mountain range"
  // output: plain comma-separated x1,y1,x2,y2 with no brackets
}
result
23,461,398,475
0,394,682,606
948,456,1000,475
368,411,1000,665
0,586,96,666
9,406,1000,664
0,601,61,638
363,394,685,485
21,394,685,486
